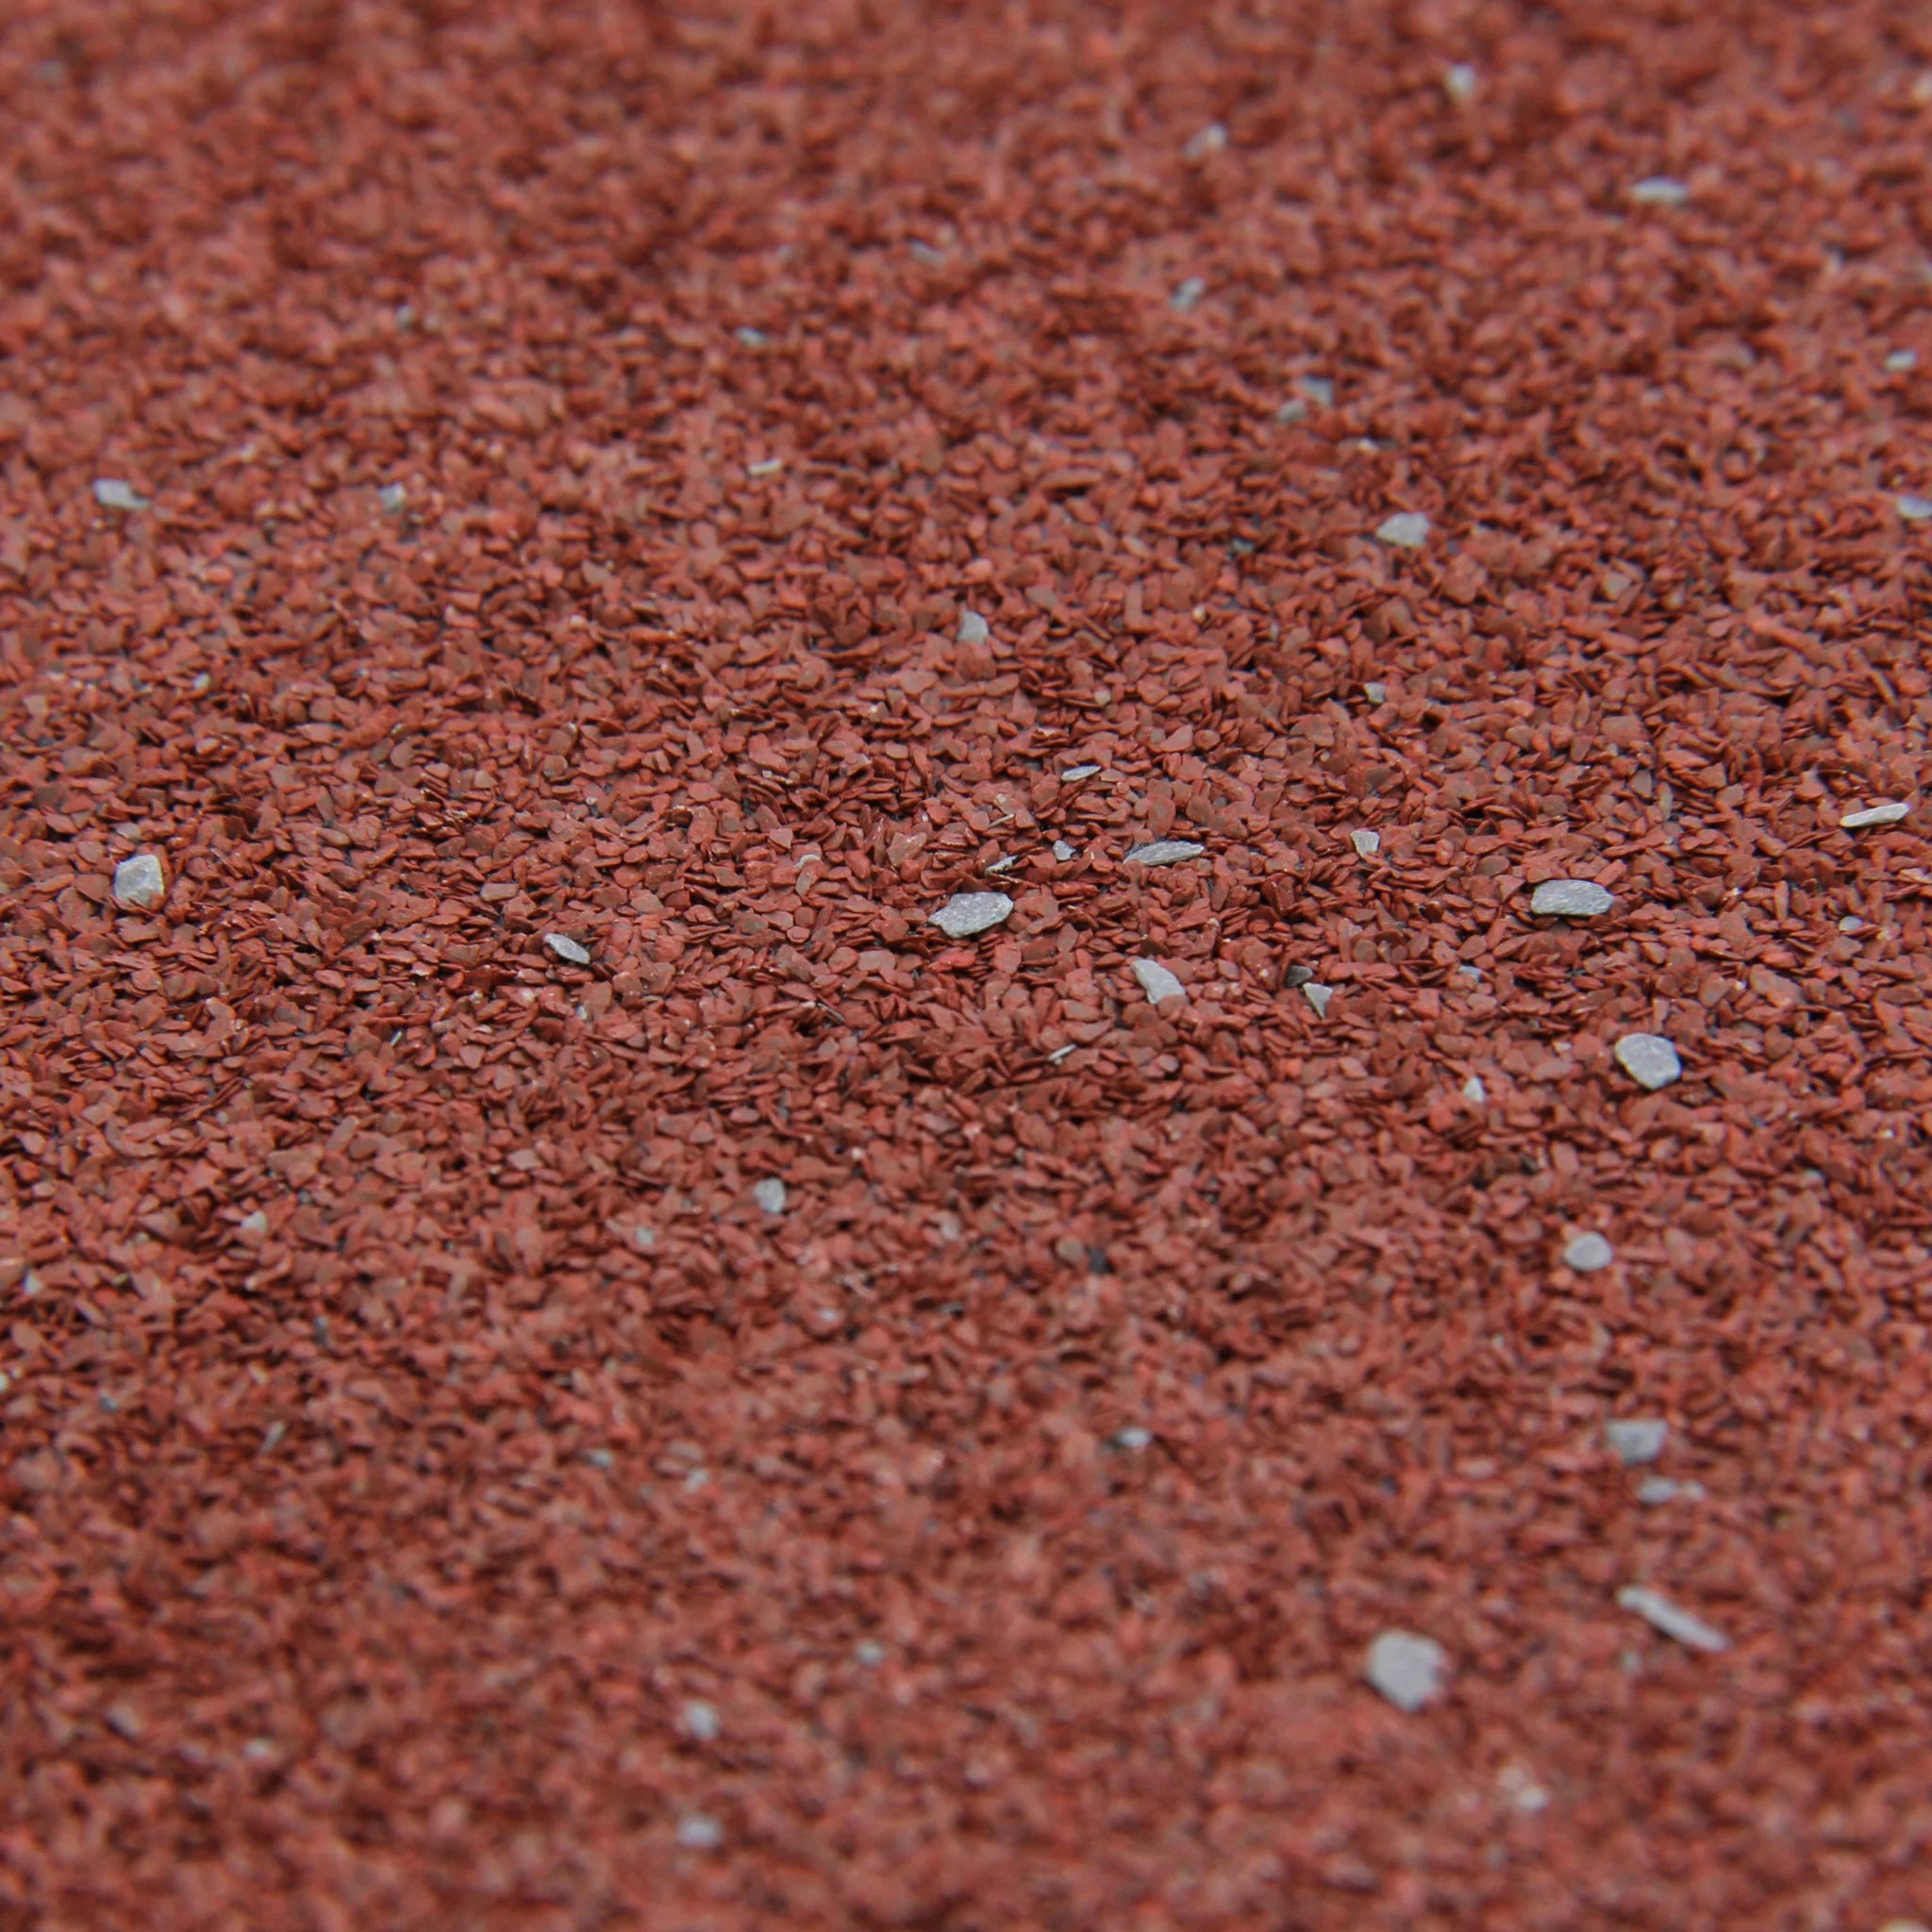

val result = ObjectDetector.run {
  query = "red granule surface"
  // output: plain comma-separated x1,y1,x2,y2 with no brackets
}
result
4,3,1931,1926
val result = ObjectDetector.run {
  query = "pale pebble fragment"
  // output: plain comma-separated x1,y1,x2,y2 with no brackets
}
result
1617,1584,1728,1654
92,478,148,511
1047,1043,1078,1064
930,891,1014,939
1630,175,1690,206
1614,1032,1681,1090
1366,1631,1447,1712
1461,1074,1487,1105
958,608,991,647
675,1814,724,1850
734,326,768,348
1638,1476,1705,1505
1302,982,1334,1018
1274,397,1308,425
1375,510,1430,549
1442,62,1478,102
1606,1418,1669,1465
1839,914,1866,934
1060,763,1102,781
1051,840,1076,861
1563,1231,1615,1274
1111,1425,1153,1452
1840,800,1911,828
1124,840,1206,867
238,1210,270,1237
1298,375,1335,408
678,1700,720,1742
378,482,408,512
1183,122,1227,158
753,1177,788,1216
544,933,591,966
1349,828,1380,858
745,458,784,478
1887,349,1919,373
1531,878,1614,918
984,855,1017,874
1896,494,1932,522
1170,275,1207,312
111,852,167,910
1132,959,1186,1006
1362,681,1388,705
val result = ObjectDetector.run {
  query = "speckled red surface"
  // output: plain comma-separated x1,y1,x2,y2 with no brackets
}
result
4,4,1932,1927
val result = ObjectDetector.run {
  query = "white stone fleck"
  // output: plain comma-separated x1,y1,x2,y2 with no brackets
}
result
544,933,591,966
909,241,947,267
1617,1584,1727,1654
239,1210,270,1237
1614,1032,1681,1090
1896,493,1932,522
1375,510,1430,549
92,478,148,511
1132,958,1186,1005
853,1639,887,1666
930,891,1014,939
958,608,991,647
1443,62,1478,102
111,852,167,910
1061,763,1102,781
1303,982,1334,1019
678,1700,720,1742
1274,397,1308,425
734,326,768,347
1887,349,1919,373
378,482,407,512
1840,800,1911,828
1112,1425,1153,1451
1363,681,1388,705
1606,1418,1669,1466
1052,840,1076,862
1124,840,1206,867
1298,375,1335,408
1170,275,1207,312
1563,1231,1615,1273
984,855,1017,874
1047,1043,1078,1064
1366,1630,1447,1712
675,1813,724,1850
1637,1476,1705,1505
1531,878,1614,918
1630,175,1690,206
753,1177,788,1216
1183,122,1227,158
745,458,784,477
1461,1074,1487,1105
1349,828,1380,858
1838,914,1866,934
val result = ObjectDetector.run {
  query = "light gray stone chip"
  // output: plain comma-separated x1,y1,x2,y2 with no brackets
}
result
1131,959,1185,1005
1617,1585,1727,1653
930,891,1014,939
1366,1630,1447,1711
112,853,166,909
1124,841,1206,867
1531,878,1614,918
1614,1033,1681,1090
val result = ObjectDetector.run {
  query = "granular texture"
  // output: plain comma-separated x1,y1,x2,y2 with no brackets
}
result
2,4,1931,1929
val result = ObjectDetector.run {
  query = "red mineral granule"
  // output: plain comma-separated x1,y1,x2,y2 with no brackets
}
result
1,5,1929,1928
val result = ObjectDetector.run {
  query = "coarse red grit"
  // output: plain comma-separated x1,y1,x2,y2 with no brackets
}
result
2,3,1931,1927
